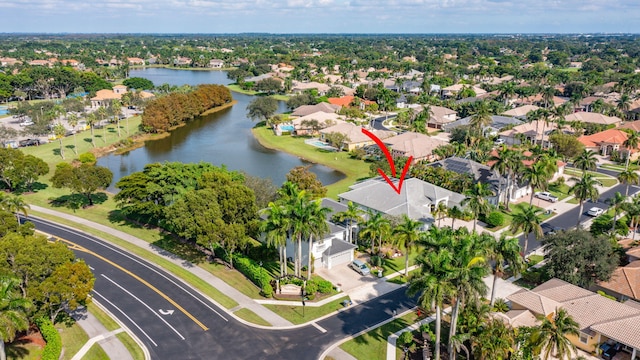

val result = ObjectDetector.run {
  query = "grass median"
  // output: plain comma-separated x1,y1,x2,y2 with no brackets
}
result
251,125,371,198
263,296,350,325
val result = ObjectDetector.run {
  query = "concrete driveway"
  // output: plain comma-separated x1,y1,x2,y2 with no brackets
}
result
316,263,380,293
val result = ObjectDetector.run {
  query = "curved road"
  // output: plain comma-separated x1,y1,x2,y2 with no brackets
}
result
30,216,416,360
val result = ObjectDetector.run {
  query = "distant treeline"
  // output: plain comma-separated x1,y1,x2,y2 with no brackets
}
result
140,84,232,132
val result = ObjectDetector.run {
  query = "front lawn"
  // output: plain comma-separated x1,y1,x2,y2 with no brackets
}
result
486,203,553,232
340,312,422,360
263,296,350,324
380,250,419,277
564,168,618,187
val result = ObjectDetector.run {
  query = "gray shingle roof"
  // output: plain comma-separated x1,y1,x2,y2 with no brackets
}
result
325,239,357,256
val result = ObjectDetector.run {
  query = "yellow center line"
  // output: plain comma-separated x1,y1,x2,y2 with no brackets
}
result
56,237,209,331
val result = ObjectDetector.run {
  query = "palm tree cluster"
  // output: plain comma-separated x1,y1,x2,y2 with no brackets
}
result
260,182,330,280
0,194,29,226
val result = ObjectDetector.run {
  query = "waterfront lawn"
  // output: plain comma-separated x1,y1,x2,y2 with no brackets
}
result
251,125,371,198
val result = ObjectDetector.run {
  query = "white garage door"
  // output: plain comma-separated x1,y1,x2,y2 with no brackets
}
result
329,251,353,269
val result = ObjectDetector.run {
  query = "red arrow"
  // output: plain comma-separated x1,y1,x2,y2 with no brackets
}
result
361,128,413,194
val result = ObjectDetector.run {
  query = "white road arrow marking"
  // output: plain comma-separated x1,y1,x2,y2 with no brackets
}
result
159,309,175,316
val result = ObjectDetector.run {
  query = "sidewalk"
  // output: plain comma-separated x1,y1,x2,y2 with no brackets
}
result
72,304,134,360
30,205,293,327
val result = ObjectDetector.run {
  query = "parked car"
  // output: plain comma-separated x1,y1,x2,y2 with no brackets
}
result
534,191,558,203
587,207,604,217
18,138,40,147
494,138,505,145
600,343,620,360
541,223,564,236
349,259,370,276
19,120,34,127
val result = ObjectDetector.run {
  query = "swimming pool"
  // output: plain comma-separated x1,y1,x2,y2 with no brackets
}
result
312,141,329,147
280,125,294,132
0,106,7,116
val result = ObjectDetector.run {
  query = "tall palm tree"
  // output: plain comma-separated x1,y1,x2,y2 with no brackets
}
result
523,161,553,206
359,211,391,255
53,123,66,160
407,248,455,360
448,206,464,228
531,308,579,360
617,93,631,121
469,100,492,135
623,196,640,241
433,202,448,227
488,235,525,306
623,131,640,168
569,173,602,228
462,183,493,232
67,112,79,155
573,149,597,174
0,195,29,226
97,106,108,143
0,276,31,360
490,147,523,211
85,112,97,147
334,201,363,245
288,190,314,277
606,192,626,234
509,205,543,257
392,215,423,276
306,199,330,280
618,169,640,196
260,202,291,277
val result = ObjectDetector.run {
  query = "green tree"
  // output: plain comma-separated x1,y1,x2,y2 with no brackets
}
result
549,133,584,162
623,131,640,168
359,211,391,255
462,183,493,232
509,205,542,257
407,248,455,360
489,146,523,211
618,169,640,197
306,199,330,280
53,123,66,160
0,277,31,360
247,96,278,122
122,77,154,90
524,161,553,206
392,215,423,276
285,166,327,199
606,192,626,234
261,202,291,277
569,173,601,228
541,229,617,288
472,318,515,360
333,201,363,245
573,149,597,174
35,260,94,323
67,112,79,155
530,308,579,360
0,195,29,226
51,163,113,206
488,235,524,306
397,331,415,360
85,112,97,147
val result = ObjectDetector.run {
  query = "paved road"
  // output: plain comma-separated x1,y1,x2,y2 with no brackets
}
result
520,166,640,254
30,216,416,360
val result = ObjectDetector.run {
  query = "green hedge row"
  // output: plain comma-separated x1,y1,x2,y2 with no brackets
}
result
232,255,273,297
35,317,62,360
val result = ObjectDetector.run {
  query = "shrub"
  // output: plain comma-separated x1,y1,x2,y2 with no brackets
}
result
232,255,273,297
78,152,96,165
370,255,382,268
485,211,505,227
35,318,62,360
317,280,333,294
304,280,318,296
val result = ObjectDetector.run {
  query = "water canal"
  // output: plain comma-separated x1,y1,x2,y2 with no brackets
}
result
97,68,344,190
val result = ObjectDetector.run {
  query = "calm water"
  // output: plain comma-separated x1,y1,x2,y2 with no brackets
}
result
98,68,344,191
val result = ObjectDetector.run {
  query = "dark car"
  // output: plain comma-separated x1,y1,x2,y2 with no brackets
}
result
541,223,564,236
19,138,40,147
600,343,620,360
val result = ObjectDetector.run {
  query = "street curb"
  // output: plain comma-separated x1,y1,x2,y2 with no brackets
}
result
92,299,151,360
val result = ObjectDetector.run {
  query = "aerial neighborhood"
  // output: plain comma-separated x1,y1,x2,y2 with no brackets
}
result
2,33,640,360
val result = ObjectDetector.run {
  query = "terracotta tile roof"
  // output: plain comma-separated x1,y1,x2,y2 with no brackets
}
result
590,314,640,349
291,112,345,129
319,123,395,144
627,246,640,260
596,260,640,300
502,105,540,117
291,103,341,117
91,89,122,101
619,120,640,132
507,288,561,316
494,309,539,328
327,96,374,107
499,120,557,140
532,278,594,302
578,129,630,148
384,132,447,160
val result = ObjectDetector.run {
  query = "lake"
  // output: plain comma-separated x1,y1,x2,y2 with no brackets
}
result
97,68,344,191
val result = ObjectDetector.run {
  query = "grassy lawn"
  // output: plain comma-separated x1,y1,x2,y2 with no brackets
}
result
88,303,120,331
234,308,272,326
487,203,553,232
226,84,289,101
387,268,419,284
200,262,262,299
6,342,43,360
600,163,638,172
115,333,146,360
380,251,418,277
564,168,618,187
548,183,571,200
252,125,372,198
20,116,143,165
264,296,350,324
58,323,89,360
340,312,421,360
81,344,109,360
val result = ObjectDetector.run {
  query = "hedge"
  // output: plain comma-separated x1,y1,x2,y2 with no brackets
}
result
35,317,62,360
232,255,273,297
485,211,505,228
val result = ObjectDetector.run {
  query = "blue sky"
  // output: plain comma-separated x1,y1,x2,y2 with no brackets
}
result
1,0,638,34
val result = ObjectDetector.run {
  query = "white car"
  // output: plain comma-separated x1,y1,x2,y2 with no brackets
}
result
587,207,604,217
534,191,558,203
494,138,505,145
19,120,34,126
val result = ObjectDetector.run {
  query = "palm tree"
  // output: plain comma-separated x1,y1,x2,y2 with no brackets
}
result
448,206,464,229
85,112,97,147
0,276,31,360
306,199,330,280
541,86,556,108
359,211,391,255
573,149,597,174
112,99,123,137
407,248,455,360
53,123,66,160
334,201,363,245
623,131,640,168
490,147,523,211
433,202,448,227
288,190,314,277
622,196,640,241
97,106,108,143
531,308,579,360
617,93,631,121
488,235,525,306
0,195,29,226
469,100,492,135
462,183,493,232
523,161,553,206
569,173,602,228
606,192,626,234
618,169,640,196
392,215,423,276
261,202,291,277
472,318,516,360
509,205,543,257
67,112,79,155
